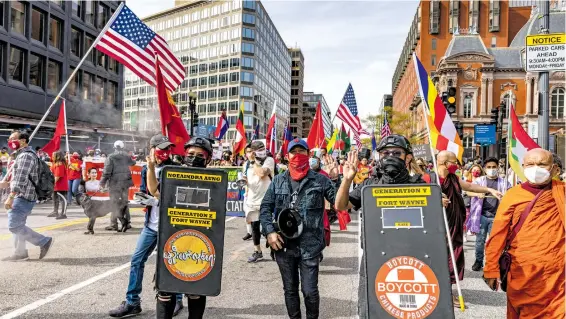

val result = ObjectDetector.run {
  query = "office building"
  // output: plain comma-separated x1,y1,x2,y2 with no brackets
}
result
303,92,331,137
122,0,291,144
0,1,127,151
288,47,304,137
379,94,392,115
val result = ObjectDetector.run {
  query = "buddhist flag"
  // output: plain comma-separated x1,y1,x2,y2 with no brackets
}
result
413,53,464,161
508,104,540,182
233,100,247,156
41,101,67,155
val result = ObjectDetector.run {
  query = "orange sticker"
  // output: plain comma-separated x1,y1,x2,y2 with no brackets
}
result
375,256,440,318
163,229,216,282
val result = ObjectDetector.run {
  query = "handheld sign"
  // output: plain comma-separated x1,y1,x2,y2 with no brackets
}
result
361,184,454,319
156,166,228,296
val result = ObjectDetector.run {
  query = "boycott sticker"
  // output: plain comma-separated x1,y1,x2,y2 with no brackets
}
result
163,229,216,282
375,256,439,319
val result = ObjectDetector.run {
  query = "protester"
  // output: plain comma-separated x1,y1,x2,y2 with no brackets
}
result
99,141,134,231
0,147,9,177
465,157,511,271
155,136,214,319
1,130,53,261
67,152,82,205
484,148,564,318
436,150,503,307
48,151,68,219
241,144,254,241
260,138,336,319
242,141,275,262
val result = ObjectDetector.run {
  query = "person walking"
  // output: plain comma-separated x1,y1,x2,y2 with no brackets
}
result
48,151,68,219
99,141,134,231
67,152,83,205
1,130,54,261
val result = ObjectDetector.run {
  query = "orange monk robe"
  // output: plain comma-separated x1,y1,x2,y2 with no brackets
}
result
484,180,565,319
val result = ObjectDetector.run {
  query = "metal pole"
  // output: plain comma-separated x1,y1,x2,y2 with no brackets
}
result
137,98,140,132
190,103,195,136
537,0,550,150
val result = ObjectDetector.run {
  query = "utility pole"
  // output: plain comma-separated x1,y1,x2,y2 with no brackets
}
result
537,0,550,149
136,98,140,132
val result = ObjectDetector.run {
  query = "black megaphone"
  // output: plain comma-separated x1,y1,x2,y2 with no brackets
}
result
276,208,304,239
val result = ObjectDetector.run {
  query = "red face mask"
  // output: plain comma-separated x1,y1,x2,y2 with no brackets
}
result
8,140,20,150
472,170,481,177
288,153,310,181
154,149,171,162
447,163,459,175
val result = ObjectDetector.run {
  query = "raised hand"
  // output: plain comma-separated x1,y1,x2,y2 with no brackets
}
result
342,150,359,181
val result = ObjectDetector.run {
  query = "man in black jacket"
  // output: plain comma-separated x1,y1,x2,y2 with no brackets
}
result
100,140,135,231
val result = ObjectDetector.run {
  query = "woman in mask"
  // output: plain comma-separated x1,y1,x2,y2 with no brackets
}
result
49,151,69,219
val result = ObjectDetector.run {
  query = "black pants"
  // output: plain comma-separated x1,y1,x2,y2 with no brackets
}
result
156,292,206,319
275,248,321,319
251,221,261,246
53,191,67,216
109,187,131,227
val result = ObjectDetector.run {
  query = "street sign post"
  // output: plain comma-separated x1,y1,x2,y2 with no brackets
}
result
525,33,565,72
156,166,228,296
474,124,496,145
361,184,454,319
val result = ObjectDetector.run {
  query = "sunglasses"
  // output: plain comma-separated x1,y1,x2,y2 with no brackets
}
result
379,150,405,158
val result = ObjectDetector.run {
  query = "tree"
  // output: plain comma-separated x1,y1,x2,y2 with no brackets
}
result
363,106,419,145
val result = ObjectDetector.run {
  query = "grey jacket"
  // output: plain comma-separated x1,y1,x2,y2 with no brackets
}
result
100,150,135,190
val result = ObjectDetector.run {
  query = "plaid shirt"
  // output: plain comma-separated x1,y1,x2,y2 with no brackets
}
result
10,146,38,201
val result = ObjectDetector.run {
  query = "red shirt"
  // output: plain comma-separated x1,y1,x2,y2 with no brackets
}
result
68,159,83,180
52,163,69,191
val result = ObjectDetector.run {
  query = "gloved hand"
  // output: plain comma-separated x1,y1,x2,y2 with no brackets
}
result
134,192,159,206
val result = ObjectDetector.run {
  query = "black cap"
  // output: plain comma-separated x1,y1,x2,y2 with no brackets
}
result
150,134,174,149
376,134,413,154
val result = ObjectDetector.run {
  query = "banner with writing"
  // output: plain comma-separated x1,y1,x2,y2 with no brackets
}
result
84,161,143,201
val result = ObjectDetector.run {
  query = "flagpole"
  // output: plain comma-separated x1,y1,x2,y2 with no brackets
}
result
503,94,512,191
62,100,71,167
420,97,466,312
29,2,125,142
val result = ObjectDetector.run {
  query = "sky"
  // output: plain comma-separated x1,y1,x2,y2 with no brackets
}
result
127,0,419,120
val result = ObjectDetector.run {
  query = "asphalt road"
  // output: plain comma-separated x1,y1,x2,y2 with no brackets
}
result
0,204,506,318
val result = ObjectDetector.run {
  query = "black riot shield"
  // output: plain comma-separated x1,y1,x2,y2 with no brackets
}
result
361,184,455,319
156,166,228,296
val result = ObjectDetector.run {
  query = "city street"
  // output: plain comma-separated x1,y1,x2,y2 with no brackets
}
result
0,204,507,318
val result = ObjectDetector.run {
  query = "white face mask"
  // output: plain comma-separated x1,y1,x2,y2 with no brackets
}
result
523,166,551,184
254,150,266,158
486,168,498,178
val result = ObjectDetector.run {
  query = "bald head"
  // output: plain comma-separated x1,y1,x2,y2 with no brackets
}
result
523,148,554,168
437,151,457,163
436,150,459,177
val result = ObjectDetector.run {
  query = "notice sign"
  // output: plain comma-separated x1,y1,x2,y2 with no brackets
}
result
526,33,565,72
375,256,440,319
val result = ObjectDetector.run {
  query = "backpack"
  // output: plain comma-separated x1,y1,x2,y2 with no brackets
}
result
25,151,54,200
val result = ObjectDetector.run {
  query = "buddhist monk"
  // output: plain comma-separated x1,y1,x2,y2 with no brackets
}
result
436,150,503,306
484,148,565,318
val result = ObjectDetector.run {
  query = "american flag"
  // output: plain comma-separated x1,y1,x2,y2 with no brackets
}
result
336,84,370,136
95,4,185,92
353,130,362,148
381,111,392,139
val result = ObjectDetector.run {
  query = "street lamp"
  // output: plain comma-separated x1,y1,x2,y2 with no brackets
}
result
188,91,197,135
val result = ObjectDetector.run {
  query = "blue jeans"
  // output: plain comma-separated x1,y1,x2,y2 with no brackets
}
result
67,179,81,202
475,215,494,263
8,197,50,255
275,248,321,319
126,226,182,306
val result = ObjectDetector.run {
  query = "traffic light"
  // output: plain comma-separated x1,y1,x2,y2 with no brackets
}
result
193,113,199,128
446,87,457,115
490,107,499,126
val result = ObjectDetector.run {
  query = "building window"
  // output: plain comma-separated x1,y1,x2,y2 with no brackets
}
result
242,27,255,39
31,8,46,43
11,1,26,36
431,38,437,50
463,94,473,118
220,59,229,69
85,0,95,25
107,81,117,105
489,0,500,32
463,136,473,151
449,0,459,34
108,57,118,73
230,72,239,82
218,88,227,98
47,60,61,94
71,28,81,56
551,87,565,118
49,16,63,50
243,0,256,11
85,35,95,63
469,0,480,32
219,73,228,84
198,90,207,100
210,61,218,71
429,0,440,34
97,4,108,29
72,0,81,19
208,103,217,113
94,76,104,103
68,68,79,99
199,63,207,73
242,13,255,25
431,55,436,67
209,75,217,85
199,77,207,86
208,90,217,99
9,46,24,82
189,78,197,87
229,101,238,111
98,52,106,68
29,53,44,88
190,65,198,75
230,58,239,67
491,36,497,47
242,57,254,69
50,1,64,9
229,86,238,96
242,43,254,54
82,72,92,100
240,86,253,97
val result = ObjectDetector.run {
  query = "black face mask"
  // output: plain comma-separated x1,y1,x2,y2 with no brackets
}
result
184,156,207,168
380,156,410,184
223,155,230,161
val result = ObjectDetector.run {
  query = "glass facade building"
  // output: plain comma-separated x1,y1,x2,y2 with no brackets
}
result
303,92,332,137
122,0,291,143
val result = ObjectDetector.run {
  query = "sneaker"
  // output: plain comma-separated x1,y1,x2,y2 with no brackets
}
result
105,226,118,231
173,300,184,317
47,211,58,217
247,251,263,263
471,260,483,271
55,214,67,220
242,233,252,241
39,238,54,260
1,253,29,261
108,301,142,318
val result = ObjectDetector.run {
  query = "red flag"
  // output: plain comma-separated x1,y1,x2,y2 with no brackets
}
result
266,102,277,154
156,61,189,155
41,100,67,156
307,102,325,149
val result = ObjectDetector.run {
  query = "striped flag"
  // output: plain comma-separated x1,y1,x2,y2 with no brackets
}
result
214,111,229,140
281,121,293,157
508,104,539,182
233,101,247,156
266,101,277,155
413,53,464,161
381,111,392,139
336,84,370,136
95,4,185,92
352,130,362,149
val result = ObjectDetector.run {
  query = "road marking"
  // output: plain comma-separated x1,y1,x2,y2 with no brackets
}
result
0,216,238,318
